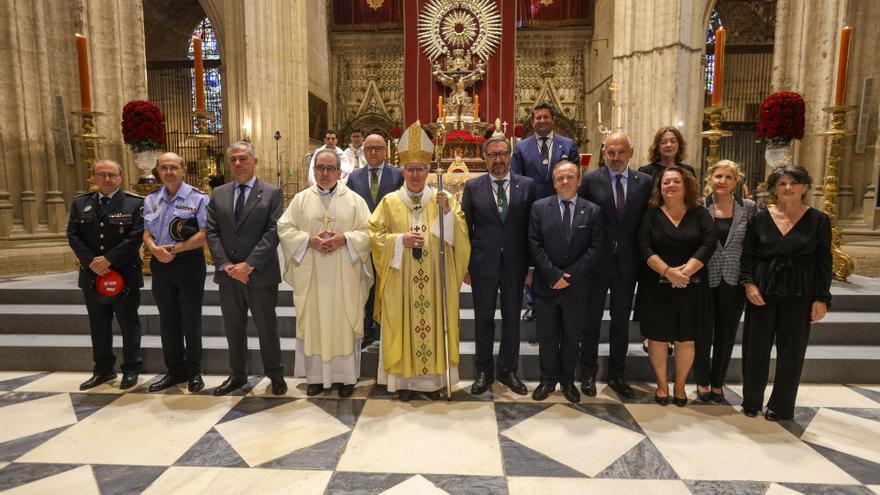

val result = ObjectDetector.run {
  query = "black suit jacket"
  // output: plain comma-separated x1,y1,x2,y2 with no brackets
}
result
461,173,535,280
67,191,145,290
206,178,282,287
528,195,604,297
577,168,653,285
347,162,404,212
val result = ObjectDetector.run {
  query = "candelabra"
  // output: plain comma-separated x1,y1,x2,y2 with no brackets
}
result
187,110,216,194
72,110,105,192
700,105,733,166
820,105,857,281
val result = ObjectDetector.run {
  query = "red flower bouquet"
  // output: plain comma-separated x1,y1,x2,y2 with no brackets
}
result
390,125,402,139
757,92,805,143
433,129,486,144
122,100,165,152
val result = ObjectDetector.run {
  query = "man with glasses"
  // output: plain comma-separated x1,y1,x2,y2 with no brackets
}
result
207,141,287,396
461,137,535,396
143,152,208,393
368,121,470,401
348,133,403,349
67,159,145,390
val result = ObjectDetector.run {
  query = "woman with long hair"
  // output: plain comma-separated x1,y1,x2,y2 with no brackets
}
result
740,165,831,420
635,166,716,406
638,126,697,182
695,160,756,403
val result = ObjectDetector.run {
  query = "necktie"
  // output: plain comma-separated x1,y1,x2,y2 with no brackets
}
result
540,137,550,177
615,173,626,219
494,179,508,221
99,196,110,211
370,168,379,203
234,183,247,222
411,195,422,260
561,199,572,241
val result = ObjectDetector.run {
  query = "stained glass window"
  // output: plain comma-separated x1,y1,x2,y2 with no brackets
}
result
188,18,222,133
705,9,722,96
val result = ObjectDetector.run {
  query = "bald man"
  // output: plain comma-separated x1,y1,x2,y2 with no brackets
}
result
577,132,653,399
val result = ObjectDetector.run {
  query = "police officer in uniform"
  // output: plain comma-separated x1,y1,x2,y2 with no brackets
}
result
67,159,145,390
143,152,208,392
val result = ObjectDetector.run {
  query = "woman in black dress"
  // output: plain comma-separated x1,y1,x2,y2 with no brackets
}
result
635,166,716,406
695,160,757,403
740,165,831,420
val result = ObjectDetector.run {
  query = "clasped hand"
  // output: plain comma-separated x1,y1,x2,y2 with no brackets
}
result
309,230,346,255
151,244,176,264
665,265,690,289
402,232,425,249
225,262,253,284
88,256,112,276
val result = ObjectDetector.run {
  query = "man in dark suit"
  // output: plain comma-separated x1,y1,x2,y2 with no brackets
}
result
577,132,652,399
511,103,579,322
529,161,603,403
207,140,287,396
67,159,144,390
347,133,403,348
461,136,536,396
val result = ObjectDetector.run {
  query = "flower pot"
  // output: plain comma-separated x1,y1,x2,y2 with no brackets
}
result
133,150,159,183
764,140,793,169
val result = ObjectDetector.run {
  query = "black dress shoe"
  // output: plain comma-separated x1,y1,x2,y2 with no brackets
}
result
213,375,247,396
148,374,186,392
119,373,139,390
498,372,528,395
655,393,670,406
521,309,535,321
764,409,791,421
306,384,324,396
270,377,288,395
560,383,581,403
360,336,377,349
672,395,688,407
470,371,492,395
398,389,413,401
742,406,759,418
607,377,635,399
188,374,205,393
532,382,554,401
422,390,442,401
338,384,354,398
80,373,116,390
580,376,597,397
709,391,725,403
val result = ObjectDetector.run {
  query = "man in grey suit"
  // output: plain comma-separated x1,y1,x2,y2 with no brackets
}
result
207,140,287,396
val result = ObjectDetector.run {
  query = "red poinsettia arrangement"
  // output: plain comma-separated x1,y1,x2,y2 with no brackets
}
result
433,129,486,144
757,91,805,142
122,100,165,152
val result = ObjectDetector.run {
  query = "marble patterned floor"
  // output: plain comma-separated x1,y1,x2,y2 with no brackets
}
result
1,372,879,494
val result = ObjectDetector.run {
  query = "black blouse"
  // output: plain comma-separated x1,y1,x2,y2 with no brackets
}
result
715,217,732,246
740,208,832,304
638,163,698,183
637,207,717,269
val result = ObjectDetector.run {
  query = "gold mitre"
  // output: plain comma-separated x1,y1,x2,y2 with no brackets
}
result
397,120,434,165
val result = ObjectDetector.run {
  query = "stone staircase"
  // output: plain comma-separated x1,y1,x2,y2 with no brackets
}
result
0,270,878,383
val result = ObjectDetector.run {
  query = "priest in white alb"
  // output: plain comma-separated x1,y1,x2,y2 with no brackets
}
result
369,121,470,401
278,149,373,398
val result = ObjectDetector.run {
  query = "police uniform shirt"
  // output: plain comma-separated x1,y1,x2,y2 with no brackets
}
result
144,182,208,245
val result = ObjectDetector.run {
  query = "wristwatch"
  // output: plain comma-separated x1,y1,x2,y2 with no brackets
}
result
168,246,176,255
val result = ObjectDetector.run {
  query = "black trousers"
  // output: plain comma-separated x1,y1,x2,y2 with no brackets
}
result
472,265,525,378
535,291,588,386
364,257,379,339
581,263,636,380
694,282,745,388
218,283,283,379
151,252,205,378
741,295,813,418
83,288,143,375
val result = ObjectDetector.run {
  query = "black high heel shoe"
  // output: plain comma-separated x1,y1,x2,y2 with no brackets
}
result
654,393,670,406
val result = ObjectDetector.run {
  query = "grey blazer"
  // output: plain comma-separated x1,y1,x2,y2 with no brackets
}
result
206,178,283,287
705,196,757,287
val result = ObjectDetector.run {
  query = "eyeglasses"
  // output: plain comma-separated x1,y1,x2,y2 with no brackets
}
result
486,151,509,159
94,172,120,179
364,146,385,153
314,166,340,174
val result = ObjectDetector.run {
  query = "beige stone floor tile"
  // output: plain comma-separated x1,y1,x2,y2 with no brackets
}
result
0,393,77,444
248,377,375,399
0,372,43,383
626,404,858,484
0,391,6,396
490,381,620,403
501,403,644,476
0,462,8,470
727,384,880,408
214,399,350,467
380,475,449,494
337,400,503,476
866,485,880,495
18,393,239,466
16,372,156,394
507,478,692,495
4,465,100,495
142,466,332,495
801,407,880,464
764,483,804,495
178,374,228,394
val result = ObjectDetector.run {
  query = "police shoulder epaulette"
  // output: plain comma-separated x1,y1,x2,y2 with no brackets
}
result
192,187,208,195
74,191,93,198
124,191,145,199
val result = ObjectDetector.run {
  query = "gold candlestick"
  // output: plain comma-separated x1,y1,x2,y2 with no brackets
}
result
820,105,857,281
700,105,733,166
187,110,216,194
72,110,105,192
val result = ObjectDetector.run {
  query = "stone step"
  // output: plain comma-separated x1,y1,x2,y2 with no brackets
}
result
0,334,877,384
1,304,878,346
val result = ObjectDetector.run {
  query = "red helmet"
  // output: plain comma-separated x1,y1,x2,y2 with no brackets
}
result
95,270,125,298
